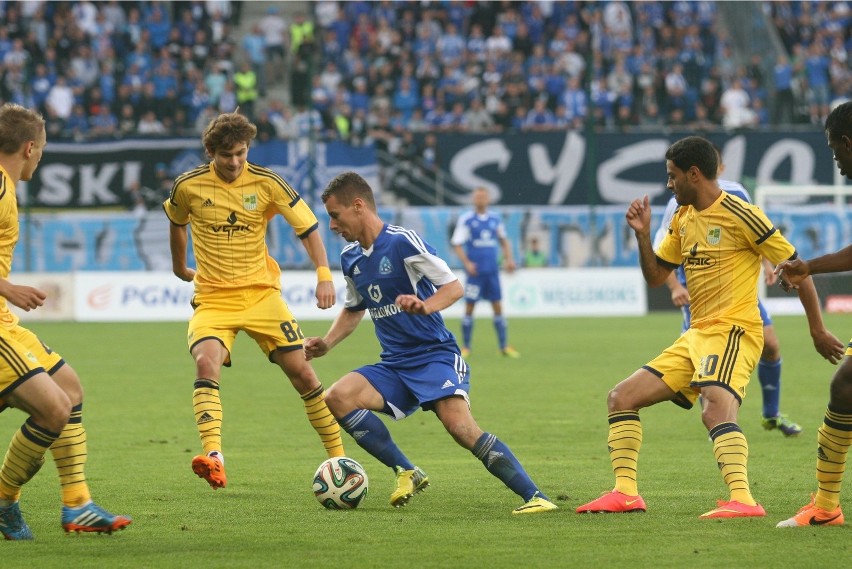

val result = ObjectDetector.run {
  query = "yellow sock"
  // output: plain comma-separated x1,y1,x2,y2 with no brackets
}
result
608,411,642,496
0,419,60,502
193,379,222,455
814,405,852,511
710,422,755,505
301,386,345,458
50,404,91,507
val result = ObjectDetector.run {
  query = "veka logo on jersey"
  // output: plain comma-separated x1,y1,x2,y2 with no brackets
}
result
685,243,715,268
209,211,251,239
685,257,716,268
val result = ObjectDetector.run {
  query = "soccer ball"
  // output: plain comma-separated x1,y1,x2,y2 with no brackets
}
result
312,457,369,509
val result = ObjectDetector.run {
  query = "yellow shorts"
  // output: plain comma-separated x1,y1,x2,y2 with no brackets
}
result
0,325,63,410
645,322,762,409
188,286,305,365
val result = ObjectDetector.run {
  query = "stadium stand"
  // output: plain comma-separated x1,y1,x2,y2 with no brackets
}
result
0,1,847,142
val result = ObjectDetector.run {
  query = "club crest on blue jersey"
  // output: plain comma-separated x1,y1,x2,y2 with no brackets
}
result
368,283,382,303
707,227,721,245
379,256,393,274
243,194,257,211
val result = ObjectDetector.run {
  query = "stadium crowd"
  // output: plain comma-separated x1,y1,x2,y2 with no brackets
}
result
0,1,849,143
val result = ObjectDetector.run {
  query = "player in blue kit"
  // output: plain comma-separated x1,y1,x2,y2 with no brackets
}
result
653,160,804,436
304,172,556,515
451,187,519,358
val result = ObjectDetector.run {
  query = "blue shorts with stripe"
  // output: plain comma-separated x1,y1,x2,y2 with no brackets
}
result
355,348,470,420
464,272,502,303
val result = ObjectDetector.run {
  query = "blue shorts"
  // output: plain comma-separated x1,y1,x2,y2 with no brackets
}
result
355,348,470,420
464,272,502,303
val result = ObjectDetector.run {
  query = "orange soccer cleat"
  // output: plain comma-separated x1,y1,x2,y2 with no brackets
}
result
576,490,646,513
700,500,766,519
776,496,844,528
192,452,227,489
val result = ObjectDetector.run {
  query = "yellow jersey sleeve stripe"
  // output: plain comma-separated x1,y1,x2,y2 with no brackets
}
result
297,222,319,240
247,163,299,202
162,203,188,226
170,165,209,203
0,171,6,200
720,196,771,239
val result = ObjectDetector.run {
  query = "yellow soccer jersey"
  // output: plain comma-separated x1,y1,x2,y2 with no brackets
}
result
0,166,20,328
163,162,319,292
656,191,795,330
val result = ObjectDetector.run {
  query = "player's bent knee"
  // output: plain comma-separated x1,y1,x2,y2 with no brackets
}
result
36,396,71,434
323,384,358,417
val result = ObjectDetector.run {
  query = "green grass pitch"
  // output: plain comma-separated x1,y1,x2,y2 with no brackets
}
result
1,313,850,567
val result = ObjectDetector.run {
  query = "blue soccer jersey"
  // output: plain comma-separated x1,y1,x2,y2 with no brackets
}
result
341,224,460,362
451,210,506,274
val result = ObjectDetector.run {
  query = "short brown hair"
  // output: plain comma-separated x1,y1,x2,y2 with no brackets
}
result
321,171,377,210
0,103,45,154
201,112,257,154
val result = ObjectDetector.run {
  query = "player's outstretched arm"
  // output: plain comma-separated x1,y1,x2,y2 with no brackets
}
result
304,308,365,360
777,244,852,288
795,276,845,364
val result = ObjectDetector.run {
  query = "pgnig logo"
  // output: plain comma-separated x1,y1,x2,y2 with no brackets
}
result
508,284,537,309
87,284,193,309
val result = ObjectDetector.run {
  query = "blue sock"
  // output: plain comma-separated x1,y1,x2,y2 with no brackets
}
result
339,410,414,472
758,358,782,418
493,316,507,350
461,315,473,349
471,433,545,501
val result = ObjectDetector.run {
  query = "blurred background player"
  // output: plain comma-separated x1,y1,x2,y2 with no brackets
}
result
451,187,518,358
0,103,131,539
305,172,556,515
164,111,344,490
652,148,803,436
775,101,852,528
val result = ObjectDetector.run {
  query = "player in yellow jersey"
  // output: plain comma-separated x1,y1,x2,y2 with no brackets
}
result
576,135,844,519
775,101,852,528
0,103,131,539
163,111,345,490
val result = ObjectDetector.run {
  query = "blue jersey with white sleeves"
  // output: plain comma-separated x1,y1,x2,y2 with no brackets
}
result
451,211,506,274
341,224,460,362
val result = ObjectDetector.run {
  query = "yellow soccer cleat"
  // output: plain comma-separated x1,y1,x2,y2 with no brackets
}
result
390,466,429,508
501,346,520,358
512,493,558,515
460,347,471,358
